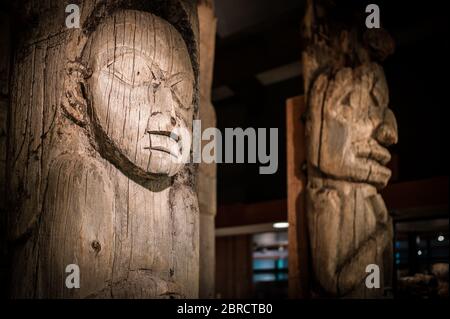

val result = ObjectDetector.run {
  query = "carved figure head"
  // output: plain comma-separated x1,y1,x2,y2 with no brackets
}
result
307,63,398,188
83,10,195,177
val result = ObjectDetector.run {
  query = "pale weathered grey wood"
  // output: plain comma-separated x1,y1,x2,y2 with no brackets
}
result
302,0,397,298
7,0,200,299
197,0,217,299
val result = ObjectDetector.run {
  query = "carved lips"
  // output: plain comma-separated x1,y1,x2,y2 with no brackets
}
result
353,139,392,187
145,130,181,159
354,139,391,166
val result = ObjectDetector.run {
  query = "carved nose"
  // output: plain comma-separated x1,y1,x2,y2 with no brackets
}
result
148,85,176,116
146,112,177,133
374,108,398,146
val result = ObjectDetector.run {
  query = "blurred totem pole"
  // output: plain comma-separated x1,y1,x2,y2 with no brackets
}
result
302,0,398,298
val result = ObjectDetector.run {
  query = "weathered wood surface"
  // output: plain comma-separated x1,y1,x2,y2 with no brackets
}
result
7,0,200,298
197,0,217,299
302,0,397,298
0,9,10,298
286,96,310,298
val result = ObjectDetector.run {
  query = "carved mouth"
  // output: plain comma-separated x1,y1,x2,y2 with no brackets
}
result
143,146,178,158
146,130,180,142
368,155,390,167
144,131,180,158
355,140,391,166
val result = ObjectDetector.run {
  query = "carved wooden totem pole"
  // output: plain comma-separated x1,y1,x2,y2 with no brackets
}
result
7,0,200,298
303,0,398,298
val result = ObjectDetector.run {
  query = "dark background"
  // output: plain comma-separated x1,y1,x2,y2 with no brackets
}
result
212,0,449,205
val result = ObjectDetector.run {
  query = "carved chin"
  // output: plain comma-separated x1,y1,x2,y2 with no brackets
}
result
93,123,185,179
362,161,392,188
146,150,184,176
345,160,392,189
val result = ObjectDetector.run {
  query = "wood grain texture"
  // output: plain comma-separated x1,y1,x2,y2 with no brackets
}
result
286,96,310,298
215,235,253,299
0,10,9,294
197,0,217,299
302,0,397,298
0,11,9,97
7,0,200,299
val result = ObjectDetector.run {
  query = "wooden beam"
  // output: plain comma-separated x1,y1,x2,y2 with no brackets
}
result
286,95,310,298
198,0,218,299
217,176,449,228
216,199,286,228
215,235,253,298
381,176,449,220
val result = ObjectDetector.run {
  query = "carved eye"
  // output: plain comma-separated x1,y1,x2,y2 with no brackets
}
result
167,72,193,110
341,92,352,108
106,53,153,87
370,91,381,108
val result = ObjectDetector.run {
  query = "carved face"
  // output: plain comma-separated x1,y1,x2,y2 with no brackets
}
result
307,63,398,188
87,10,194,176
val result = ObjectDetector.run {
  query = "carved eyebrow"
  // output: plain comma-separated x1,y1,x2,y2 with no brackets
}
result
98,47,193,86
97,46,155,69
370,91,379,107
108,47,151,65
103,47,172,79
166,72,192,87
371,79,384,107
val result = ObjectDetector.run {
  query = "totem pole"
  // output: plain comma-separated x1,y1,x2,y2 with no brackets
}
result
7,0,200,298
303,0,398,298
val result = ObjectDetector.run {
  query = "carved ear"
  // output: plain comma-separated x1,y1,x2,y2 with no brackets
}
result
61,61,92,126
